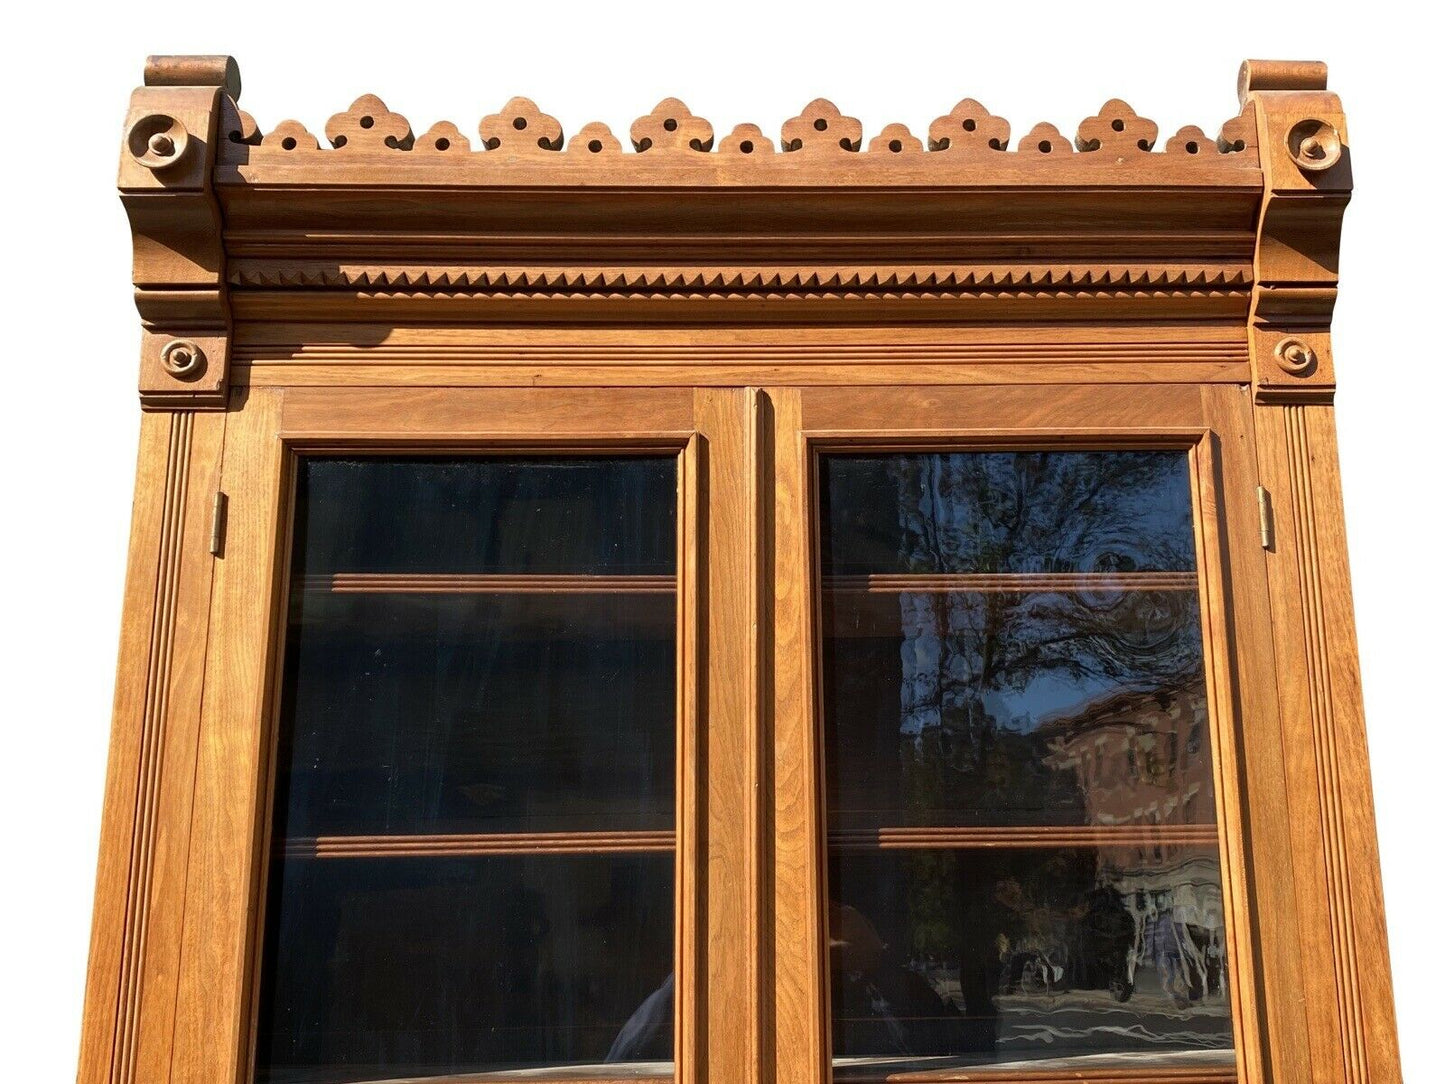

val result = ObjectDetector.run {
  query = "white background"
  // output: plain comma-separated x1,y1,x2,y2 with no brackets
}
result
2,2,1439,1078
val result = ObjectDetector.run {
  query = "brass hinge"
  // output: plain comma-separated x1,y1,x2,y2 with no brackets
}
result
1257,486,1274,550
209,491,228,556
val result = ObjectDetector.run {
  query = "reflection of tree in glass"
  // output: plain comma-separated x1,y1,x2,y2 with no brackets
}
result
889,452,1195,577
887,453,1202,813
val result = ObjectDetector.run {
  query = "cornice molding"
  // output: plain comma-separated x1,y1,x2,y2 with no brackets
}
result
118,56,1351,408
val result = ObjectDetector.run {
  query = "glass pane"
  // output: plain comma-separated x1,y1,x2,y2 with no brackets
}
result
820,452,1195,577
829,847,1232,1076
257,855,674,1083
279,592,674,837
255,456,678,1083
824,590,1213,829
818,450,1234,1074
298,457,676,576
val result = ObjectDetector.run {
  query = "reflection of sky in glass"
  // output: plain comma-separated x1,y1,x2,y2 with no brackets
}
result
819,451,1200,737
895,590,1202,738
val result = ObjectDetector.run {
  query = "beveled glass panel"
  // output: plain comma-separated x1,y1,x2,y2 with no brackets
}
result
255,854,675,1083
818,449,1234,1073
255,455,678,1083
829,846,1233,1075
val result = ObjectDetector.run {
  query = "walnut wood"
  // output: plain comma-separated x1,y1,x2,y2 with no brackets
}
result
86,55,1402,1084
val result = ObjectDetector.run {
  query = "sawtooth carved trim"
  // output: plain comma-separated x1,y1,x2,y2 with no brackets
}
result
227,264,1252,294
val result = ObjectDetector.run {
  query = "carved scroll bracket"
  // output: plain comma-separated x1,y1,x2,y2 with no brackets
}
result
119,55,237,410
1241,59,1351,403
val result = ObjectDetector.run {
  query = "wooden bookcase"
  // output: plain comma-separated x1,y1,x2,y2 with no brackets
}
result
82,55,1401,1084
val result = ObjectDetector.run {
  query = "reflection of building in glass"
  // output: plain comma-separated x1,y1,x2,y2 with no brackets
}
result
1039,682,1217,833
1039,682,1226,1007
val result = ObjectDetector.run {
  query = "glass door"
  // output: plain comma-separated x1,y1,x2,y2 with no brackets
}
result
175,385,753,1084
769,384,1267,1084
254,456,681,1082
819,449,1230,1076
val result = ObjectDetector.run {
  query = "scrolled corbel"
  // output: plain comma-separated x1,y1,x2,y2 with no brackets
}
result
119,55,236,409
1240,59,1351,402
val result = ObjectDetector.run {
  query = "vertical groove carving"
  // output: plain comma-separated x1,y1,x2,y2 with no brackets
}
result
110,412,193,1084
1283,405,1367,1083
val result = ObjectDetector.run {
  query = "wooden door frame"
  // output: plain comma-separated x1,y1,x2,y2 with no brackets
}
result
768,383,1294,1084
139,385,771,1084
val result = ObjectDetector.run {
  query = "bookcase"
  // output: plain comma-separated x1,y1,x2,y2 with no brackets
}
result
81,55,1400,1084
